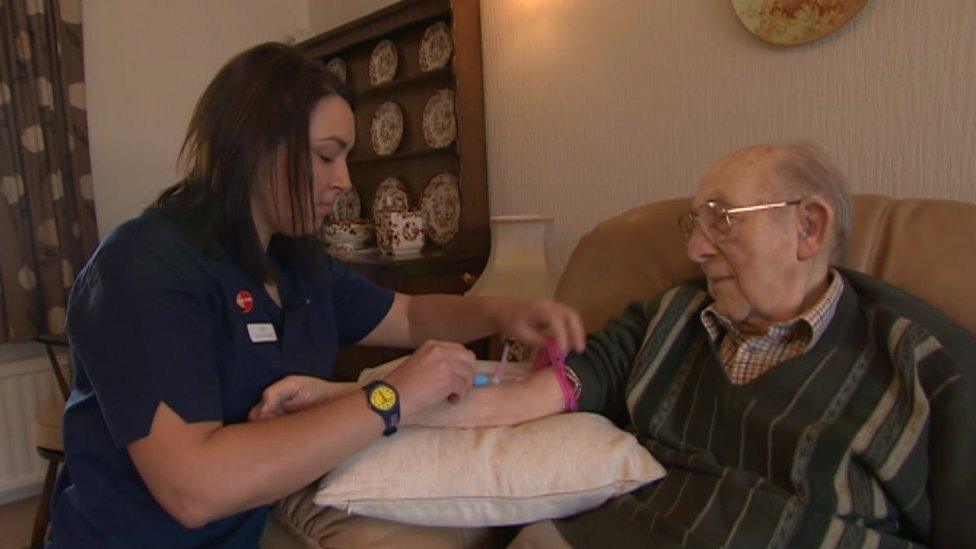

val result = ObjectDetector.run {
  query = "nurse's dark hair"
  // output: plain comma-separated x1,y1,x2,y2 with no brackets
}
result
151,42,351,282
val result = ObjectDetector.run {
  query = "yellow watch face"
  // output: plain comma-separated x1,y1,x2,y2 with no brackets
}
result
369,385,397,411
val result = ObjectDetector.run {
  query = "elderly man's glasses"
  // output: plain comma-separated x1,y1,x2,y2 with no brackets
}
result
678,199,802,243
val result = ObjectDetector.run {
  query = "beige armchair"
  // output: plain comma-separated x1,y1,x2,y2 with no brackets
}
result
266,194,976,547
554,195,976,335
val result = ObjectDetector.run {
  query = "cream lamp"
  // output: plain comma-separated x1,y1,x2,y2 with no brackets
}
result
466,214,557,299
467,215,558,362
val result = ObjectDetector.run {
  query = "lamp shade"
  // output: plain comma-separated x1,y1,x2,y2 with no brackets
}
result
466,215,557,299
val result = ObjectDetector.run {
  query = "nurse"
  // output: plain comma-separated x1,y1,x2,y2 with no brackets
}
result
48,43,584,547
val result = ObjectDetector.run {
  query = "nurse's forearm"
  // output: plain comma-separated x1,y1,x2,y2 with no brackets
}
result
404,293,500,345
356,293,499,349
360,293,584,355
129,391,389,529
402,294,586,355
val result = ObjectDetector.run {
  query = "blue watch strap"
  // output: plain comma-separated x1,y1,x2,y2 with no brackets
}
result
363,380,400,436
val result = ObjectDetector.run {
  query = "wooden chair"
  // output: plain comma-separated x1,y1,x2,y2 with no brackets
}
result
30,334,70,549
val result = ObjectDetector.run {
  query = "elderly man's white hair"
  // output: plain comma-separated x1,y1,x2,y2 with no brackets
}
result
769,142,853,262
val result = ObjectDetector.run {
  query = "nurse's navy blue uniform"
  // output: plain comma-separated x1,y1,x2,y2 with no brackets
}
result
48,211,394,547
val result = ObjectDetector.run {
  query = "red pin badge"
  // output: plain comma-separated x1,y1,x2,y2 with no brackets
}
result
235,290,254,314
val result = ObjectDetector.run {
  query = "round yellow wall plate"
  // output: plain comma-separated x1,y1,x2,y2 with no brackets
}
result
731,0,870,46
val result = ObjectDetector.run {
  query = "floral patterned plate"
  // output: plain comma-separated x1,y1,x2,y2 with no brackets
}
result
369,39,398,85
325,57,347,83
372,176,410,225
328,184,361,221
419,21,453,72
370,101,404,155
730,0,870,46
422,89,457,149
421,171,461,246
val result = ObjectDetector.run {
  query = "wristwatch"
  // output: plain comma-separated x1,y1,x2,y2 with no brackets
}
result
363,380,400,436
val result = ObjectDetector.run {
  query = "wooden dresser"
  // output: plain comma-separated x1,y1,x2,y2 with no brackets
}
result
300,0,490,378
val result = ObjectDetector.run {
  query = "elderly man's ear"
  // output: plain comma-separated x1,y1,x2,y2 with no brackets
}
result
796,198,833,261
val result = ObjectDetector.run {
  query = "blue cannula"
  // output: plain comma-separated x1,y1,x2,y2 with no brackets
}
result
473,373,498,387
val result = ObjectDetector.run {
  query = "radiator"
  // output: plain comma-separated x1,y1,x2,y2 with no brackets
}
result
0,354,63,505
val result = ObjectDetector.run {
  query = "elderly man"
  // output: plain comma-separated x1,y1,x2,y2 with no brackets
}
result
422,143,975,548
257,144,976,547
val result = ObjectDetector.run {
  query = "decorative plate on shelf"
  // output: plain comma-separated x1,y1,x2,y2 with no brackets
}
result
419,21,453,72
369,39,398,85
328,184,361,221
422,89,457,149
421,171,461,246
370,101,404,156
325,57,347,83
372,176,410,225
730,0,870,46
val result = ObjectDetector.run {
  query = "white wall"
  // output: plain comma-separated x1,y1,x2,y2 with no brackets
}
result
83,0,309,237
310,0,976,275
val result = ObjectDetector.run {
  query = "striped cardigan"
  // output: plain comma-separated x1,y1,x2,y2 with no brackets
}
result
560,270,976,548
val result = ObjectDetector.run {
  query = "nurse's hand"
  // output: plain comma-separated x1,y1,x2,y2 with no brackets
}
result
248,376,358,421
488,298,586,354
385,340,477,425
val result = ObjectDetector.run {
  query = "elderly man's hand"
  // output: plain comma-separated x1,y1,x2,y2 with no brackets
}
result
487,298,586,354
247,376,359,421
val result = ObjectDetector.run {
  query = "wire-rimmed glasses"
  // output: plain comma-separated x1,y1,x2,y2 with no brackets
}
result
678,199,802,243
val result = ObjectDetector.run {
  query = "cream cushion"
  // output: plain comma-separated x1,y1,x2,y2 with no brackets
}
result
313,412,664,527
312,358,664,527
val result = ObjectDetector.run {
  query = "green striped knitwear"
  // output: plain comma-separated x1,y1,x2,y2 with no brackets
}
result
559,270,976,548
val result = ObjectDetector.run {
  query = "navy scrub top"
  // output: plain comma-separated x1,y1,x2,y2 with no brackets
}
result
48,211,394,548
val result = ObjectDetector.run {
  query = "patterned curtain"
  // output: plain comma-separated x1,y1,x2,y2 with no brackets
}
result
0,0,98,343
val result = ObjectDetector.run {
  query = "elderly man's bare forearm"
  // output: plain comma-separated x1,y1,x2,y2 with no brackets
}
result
414,368,566,428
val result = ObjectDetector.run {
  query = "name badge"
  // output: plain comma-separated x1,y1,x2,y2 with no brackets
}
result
247,323,278,343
